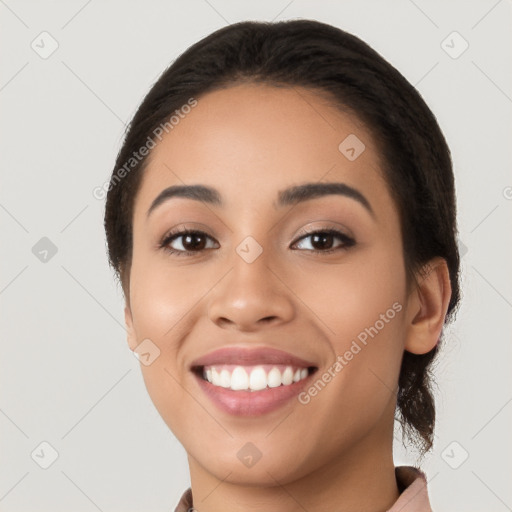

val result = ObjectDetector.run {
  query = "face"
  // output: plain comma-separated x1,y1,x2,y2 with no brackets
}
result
125,83,411,485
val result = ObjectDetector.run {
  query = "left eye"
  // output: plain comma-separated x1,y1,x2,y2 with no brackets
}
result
291,229,355,253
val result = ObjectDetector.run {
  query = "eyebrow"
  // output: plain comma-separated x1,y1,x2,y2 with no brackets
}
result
146,182,375,218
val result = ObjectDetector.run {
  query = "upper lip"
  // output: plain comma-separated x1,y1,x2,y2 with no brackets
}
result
190,346,318,369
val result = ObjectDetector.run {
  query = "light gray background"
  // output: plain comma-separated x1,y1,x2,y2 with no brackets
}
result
1,1,511,511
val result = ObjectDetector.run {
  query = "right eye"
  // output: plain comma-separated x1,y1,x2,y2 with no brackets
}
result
160,229,219,256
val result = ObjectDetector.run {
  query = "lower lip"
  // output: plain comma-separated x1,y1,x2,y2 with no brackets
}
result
193,370,315,416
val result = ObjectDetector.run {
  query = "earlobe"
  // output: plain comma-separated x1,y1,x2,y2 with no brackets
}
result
124,305,137,351
404,257,452,355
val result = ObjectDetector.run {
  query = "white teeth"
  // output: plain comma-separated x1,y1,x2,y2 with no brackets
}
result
267,367,282,388
282,367,293,385
249,366,267,391
219,369,231,388
231,366,249,390
211,368,221,387
202,365,311,391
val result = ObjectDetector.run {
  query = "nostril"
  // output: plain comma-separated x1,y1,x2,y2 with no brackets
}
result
257,316,278,325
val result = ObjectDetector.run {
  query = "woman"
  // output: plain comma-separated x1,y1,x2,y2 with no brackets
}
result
103,19,459,511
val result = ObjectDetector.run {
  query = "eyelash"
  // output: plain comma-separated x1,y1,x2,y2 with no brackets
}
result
158,226,356,257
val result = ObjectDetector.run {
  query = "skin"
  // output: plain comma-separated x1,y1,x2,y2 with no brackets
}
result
123,83,451,512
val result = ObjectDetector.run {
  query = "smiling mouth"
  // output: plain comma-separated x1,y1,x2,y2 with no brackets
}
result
192,364,318,392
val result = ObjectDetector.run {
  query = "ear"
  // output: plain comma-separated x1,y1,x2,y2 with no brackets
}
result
404,257,452,355
124,304,138,351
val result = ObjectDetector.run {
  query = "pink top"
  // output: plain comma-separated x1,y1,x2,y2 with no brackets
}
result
173,465,432,511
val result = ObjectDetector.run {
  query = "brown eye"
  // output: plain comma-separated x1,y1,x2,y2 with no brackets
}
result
292,229,355,254
160,229,218,256
180,233,207,251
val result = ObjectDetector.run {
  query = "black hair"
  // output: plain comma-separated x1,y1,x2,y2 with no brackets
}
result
104,19,460,458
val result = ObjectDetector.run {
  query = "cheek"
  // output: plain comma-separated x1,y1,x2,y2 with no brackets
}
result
291,244,407,404
129,253,203,345
127,255,203,422
291,245,406,345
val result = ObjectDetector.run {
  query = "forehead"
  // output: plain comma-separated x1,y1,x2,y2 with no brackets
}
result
134,83,390,217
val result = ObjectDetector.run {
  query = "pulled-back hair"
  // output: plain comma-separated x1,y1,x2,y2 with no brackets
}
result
104,19,460,458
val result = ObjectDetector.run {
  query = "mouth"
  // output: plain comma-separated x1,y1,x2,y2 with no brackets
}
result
189,347,318,416
192,364,317,391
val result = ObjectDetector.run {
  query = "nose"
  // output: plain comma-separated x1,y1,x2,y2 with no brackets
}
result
207,252,295,332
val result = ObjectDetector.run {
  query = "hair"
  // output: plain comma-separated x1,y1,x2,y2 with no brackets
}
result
104,19,460,459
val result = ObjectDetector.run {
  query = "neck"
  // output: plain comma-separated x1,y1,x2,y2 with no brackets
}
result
187,418,400,512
